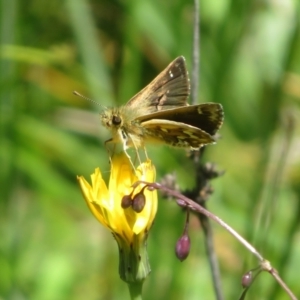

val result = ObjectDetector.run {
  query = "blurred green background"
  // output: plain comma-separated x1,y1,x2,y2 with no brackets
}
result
1,0,300,299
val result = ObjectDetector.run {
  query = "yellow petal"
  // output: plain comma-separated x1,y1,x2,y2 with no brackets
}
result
77,169,109,227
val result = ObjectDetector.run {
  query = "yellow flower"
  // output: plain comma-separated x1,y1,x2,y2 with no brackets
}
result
77,153,157,283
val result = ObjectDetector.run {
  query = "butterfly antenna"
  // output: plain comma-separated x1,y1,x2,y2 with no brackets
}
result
73,91,104,108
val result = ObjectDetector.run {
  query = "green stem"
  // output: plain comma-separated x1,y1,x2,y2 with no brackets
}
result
127,282,143,300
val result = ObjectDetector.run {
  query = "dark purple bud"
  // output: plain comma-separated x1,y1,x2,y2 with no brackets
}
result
121,195,132,209
132,191,146,213
241,271,253,288
175,234,190,261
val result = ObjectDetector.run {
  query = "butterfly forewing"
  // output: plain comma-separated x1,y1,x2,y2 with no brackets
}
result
125,56,190,116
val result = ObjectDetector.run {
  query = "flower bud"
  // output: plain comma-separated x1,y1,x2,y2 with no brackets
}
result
121,194,132,209
132,191,146,213
77,152,157,284
241,271,253,288
175,234,190,261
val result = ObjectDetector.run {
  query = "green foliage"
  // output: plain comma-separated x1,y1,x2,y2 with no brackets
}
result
1,0,300,299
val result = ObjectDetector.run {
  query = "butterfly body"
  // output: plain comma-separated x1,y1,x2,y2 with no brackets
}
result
100,56,224,151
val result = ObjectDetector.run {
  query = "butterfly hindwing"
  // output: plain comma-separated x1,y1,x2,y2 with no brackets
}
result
136,103,224,136
141,119,215,148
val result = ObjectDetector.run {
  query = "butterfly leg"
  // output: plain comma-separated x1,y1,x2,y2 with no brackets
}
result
104,138,115,165
105,138,137,171
143,146,149,160
123,146,137,171
127,133,142,168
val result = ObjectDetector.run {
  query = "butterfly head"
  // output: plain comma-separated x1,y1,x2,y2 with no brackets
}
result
100,108,124,130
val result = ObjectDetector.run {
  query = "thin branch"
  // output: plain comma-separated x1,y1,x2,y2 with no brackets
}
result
269,268,297,300
199,213,224,300
136,181,264,260
191,0,223,298
191,0,200,105
135,181,297,299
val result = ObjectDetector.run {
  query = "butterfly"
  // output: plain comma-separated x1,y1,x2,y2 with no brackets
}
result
99,56,224,155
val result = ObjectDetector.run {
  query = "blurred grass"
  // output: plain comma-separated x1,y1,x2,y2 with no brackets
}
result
1,0,300,299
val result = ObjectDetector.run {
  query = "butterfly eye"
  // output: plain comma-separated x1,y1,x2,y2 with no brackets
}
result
112,115,122,125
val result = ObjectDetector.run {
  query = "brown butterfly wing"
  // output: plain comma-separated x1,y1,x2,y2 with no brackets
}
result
136,103,224,136
125,56,190,116
141,119,215,149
